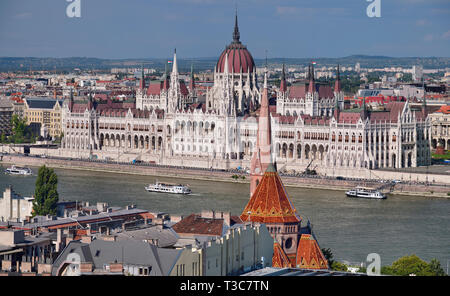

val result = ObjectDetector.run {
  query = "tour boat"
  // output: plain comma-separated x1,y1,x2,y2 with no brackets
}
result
4,165,33,176
145,181,191,195
345,187,386,199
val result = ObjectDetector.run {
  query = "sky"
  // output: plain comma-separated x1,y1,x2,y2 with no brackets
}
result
0,0,449,59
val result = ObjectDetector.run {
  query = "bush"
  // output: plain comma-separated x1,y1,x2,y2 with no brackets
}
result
331,261,348,272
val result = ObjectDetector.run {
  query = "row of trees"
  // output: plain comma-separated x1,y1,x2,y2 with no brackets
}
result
322,248,446,276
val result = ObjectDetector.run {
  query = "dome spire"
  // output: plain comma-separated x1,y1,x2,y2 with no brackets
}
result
233,6,240,43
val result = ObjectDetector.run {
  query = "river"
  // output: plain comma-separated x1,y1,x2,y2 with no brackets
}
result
1,164,449,268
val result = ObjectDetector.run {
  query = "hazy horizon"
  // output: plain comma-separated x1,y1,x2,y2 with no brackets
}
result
1,54,449,60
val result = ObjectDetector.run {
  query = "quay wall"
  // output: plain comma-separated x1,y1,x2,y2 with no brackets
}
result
3,145,450,185
1,155,449,198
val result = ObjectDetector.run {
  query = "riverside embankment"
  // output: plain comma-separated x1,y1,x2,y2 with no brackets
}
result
1,154,449,198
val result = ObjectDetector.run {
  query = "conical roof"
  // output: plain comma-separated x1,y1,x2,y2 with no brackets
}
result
240,166,301,223
272,241,292,268
295,234,328,270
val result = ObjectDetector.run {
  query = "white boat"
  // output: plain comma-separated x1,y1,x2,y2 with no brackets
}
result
145,181,191,195
345,187,386,199
5,165,33,176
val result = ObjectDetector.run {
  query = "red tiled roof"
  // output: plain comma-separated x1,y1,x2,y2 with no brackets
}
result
171,214,224,237
295,234,328,270
240,166,301,224
272,242,292,268
300,114,330,126
384,101,405,122
288,84,334,99
338,112,361,124
435,105,450,114
147,82,162,96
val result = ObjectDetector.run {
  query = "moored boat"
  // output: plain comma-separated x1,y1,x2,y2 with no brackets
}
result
5,165,33,176
345,187,386,199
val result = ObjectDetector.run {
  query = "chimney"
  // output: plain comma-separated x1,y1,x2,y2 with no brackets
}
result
221,212,231,226
56,228,63,252
81,235,92,244
201,210,214,219
97,202,107,212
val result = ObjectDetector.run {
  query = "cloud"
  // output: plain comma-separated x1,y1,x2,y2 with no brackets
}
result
424,34,434,41
13,12,32,19
416,19,428,26
423,31,450,42
442,30,450,40
276,6,348,17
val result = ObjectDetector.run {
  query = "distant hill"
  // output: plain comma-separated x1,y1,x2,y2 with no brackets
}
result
0,55,449,72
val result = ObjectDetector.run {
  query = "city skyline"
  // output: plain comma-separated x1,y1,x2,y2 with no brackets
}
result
0,0,449,59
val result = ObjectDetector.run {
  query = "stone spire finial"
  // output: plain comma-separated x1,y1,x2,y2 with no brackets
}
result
233,7,240,43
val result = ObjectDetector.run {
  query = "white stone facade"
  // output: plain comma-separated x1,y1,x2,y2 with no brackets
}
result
0,186,34,222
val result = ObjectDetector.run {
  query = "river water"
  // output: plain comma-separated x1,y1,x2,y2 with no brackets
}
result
1,164,449,267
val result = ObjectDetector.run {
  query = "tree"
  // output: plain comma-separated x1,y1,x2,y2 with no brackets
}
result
429,258,446,276
9,114,33,143
321,248,349,271
389,254,434,276
32,165,59,216
0,133,7,143
321,248,334,268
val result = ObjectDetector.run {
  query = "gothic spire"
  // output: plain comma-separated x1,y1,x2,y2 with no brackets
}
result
69,88,74,111
140,65,146,90
361,97,367,120
280,63,287,93
308,63,315,93
422,77,427,118
172,48,178,75
190,63,196,91
232,8,240,43
334,64,341,93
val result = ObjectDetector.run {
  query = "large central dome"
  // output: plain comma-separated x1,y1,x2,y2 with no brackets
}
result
216,13,255,74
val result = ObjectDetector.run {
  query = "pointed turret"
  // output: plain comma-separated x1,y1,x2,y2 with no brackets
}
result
139,65,146,90
308,63,315,93
361,97,367,120
232,8,240,44
249,70,273,197
224,52,229,74
333,91,340,119
334,64,341,93
87,92,94,110
68,88,74,111
189,64,195,91
280,63,287,93
162,61,170,90
171,48,178,75
422,78,427,118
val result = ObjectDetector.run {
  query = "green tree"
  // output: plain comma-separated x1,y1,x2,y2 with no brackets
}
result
389,254,434,276
0,133,7,143
32,165,59,216
429,258,446,276
10,115,33,143
321,248,334,267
